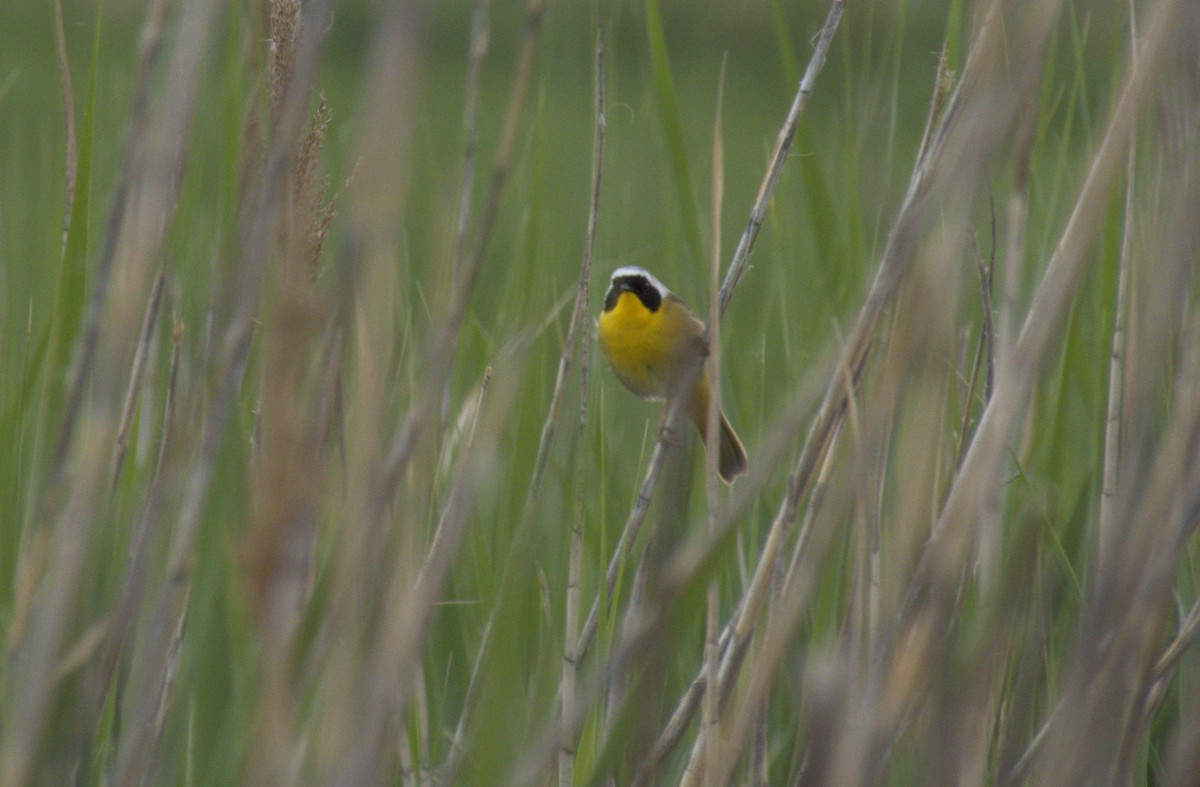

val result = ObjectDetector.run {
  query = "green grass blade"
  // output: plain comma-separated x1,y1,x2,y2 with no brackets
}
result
53,0,101,372
644,0,703,272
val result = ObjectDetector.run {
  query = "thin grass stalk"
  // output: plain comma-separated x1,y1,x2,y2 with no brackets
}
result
950,247,991,487
139,585,188,783
342,357,522,782
1098,137,1136,576
305,0,425,768
91,306,183,722
442,0,490,435
704,0,1077,776
0,0,215,781
697,57,726,787
666,13,973,775
244,54,333,785
110,263,166,487
455,0,489,281
53,0,76,257
1039,123,1200,786
842,310,877,688
535,359,828,785
112,2,334,780
979,203,996,400
954,221,995,464
158,314,182,485
918,0,1181,596
861,328,896,670
628,395,833,784
379,0,546,500
442,603,495,781
558,28,605,787
574,401,682,664
1143,594,1200,717
714,0,844,322
46,0,169,489
529,26,603,505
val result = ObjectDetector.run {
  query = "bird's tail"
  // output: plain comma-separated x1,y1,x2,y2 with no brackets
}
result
688,379,748,483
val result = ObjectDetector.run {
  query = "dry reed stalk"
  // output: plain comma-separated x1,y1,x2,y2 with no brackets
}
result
695,57,726,787
830,0,1195,783
1098,144,1135,574
110,264,167,488
5,0,168,671
1034,100,1200,787
657,9,963,777
915,0,1183,617
111,1,336,781
81,307,182,754
714,0,844,322
306,0,419,774
455,0,490,282
378,0,547,498
317,1,546,778
46,0,169,487
526,343,829,784
528,27,603,504
0,1,215,782
558,28,605,787
700,0,1074,779
242,20,336,781
338,359,520,782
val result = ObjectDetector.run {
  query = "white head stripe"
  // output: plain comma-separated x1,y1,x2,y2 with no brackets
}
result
610,266,670,297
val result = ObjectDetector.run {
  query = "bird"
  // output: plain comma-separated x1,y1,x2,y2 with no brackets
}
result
597,265,748,483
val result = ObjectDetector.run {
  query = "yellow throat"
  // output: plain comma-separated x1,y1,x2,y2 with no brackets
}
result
597,266,748,483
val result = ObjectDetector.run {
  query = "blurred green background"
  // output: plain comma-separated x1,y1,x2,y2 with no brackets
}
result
0,0,1174,782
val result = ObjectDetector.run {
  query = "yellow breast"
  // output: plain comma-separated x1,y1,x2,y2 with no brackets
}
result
598,291,701,400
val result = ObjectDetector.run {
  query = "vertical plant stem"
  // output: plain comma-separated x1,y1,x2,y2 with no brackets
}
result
698,57,727,787
1098,97,1137,575
714,0,844,322
110,264,166,487
559,27,605,787
53,0,76,256
380,0,547,498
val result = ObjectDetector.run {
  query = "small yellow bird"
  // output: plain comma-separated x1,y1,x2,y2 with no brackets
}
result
598,266,748,483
